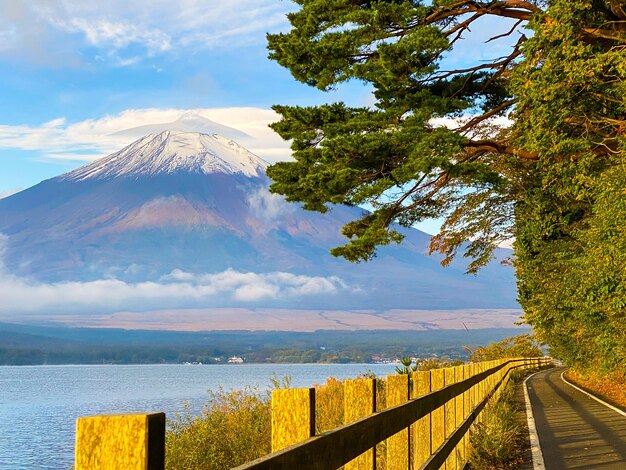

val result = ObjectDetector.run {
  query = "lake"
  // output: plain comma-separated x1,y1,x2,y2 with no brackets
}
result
0,363,398,469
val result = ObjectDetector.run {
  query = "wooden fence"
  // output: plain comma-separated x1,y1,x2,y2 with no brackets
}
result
74,357,552,470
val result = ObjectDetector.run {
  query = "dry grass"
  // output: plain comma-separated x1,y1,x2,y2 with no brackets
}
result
565,370,626,408
165,366,541,469
467,380,526,470
314,376,345,433
165,386,271,470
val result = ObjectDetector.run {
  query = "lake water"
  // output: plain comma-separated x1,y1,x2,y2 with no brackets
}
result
0,363,397,469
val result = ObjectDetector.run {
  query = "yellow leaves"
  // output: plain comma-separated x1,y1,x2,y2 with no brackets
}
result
565,370,626,407
543,16,559,29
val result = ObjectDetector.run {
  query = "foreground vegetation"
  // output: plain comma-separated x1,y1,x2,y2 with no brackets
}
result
166,386,271,469
565,369,626,408
468,373,527,470
165,335,543,469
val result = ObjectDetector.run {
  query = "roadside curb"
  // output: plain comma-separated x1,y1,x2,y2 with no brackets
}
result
523,370,546,470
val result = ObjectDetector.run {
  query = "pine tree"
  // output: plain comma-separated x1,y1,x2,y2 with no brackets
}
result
266,0,626,373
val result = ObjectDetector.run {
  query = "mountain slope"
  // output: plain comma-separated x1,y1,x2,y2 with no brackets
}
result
0,131,518,312
64,131,266,180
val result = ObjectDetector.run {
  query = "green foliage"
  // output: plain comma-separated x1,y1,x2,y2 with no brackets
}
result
394,356,418,374
470,334,543,362
267,0,626,375
0,325,524,365
267,0,514,265
510,0,626,374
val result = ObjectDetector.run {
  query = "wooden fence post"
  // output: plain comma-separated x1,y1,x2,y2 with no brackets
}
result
411,370,431,468
474,362,483,423
454,366,465,469
430,368,446,467
386,374,410,470
344,378,376,469
480,362,488,413
494,360,503,401
462,364,472,465
271,388,315,452
444,367,457,470
75,413,165,470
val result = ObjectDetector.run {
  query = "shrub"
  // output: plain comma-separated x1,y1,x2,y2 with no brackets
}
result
395,357,465,374
470,334,543,362
165,386,271,470
417,358,464,371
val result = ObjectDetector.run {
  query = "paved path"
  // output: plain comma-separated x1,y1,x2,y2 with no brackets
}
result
526,367,626,469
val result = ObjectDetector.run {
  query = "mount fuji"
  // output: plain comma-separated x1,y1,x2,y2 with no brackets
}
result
0,131,518,315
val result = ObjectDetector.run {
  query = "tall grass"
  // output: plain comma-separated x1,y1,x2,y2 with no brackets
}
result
467,379,526,469
165,374,387,469
165,386,271,470
315,376,344,433
165,366,532,469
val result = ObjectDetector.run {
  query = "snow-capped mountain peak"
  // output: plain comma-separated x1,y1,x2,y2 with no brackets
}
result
63,131,269,180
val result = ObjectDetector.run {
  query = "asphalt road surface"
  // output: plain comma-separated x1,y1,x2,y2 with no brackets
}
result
526,367,626,469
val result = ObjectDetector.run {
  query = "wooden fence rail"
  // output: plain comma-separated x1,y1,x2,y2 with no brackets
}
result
74,357,552,469
235,357,552,470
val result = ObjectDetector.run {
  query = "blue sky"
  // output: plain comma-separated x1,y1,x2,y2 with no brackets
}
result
0,1,520,235
0,2,372,190
0,1,526,320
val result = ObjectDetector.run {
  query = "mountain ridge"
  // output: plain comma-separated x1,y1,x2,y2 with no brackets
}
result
62,131,268,181
0,131,519,315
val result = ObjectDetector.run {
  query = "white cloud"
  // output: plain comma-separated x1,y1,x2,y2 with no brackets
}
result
430,115,513,139
498,238,515,249
0,0,292,66
234,282,280,302
58,18,171,55
247,187,294,228
0,107,291,164
0,188,21,199
0,235,345,314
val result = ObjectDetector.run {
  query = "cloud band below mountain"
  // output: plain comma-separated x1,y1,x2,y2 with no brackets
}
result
0,234,346,315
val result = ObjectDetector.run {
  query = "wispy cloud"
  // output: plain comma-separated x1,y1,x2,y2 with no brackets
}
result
247,187,295,230
0,107,291,164
58,18,172,55
0,188,21,199
0,0,292,66
0,234,345,315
